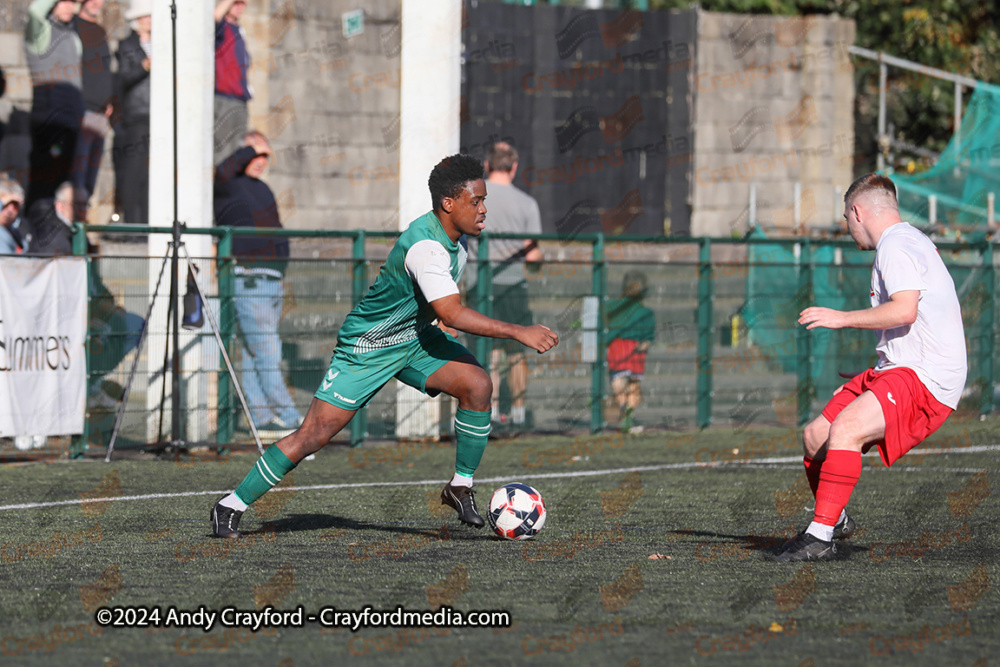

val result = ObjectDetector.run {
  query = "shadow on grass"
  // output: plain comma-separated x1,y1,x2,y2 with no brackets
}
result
666,528,869,559
238,513,467,538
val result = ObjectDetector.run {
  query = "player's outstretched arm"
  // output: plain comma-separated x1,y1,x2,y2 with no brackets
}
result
798,290,918,330
431,294,559,354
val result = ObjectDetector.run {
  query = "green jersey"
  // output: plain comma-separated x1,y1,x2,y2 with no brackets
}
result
605,297,655,343
337,211,467,353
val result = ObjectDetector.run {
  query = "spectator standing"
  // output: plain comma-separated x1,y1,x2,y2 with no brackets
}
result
473,141,543,428
71,0,114,222
213,0,252,164
115,0,151,226
215,131,303,433
24,0,84,210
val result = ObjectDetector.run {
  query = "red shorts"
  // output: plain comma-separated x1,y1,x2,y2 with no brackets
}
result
821,367,952,467
607,338,647,378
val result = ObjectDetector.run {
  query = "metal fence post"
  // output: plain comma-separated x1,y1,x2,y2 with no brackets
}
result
696,239,713,429
217,229,235,445
982,242,995,415
796,240,814,425
350,230,368,447
72,224,89,458
877,59,887,171
475,233,492,375
591,234,606,433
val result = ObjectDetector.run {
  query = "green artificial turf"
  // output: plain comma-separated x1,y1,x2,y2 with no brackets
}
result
1,418,997,665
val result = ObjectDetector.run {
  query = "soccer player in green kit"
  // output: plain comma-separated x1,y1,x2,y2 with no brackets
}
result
211,154,559,538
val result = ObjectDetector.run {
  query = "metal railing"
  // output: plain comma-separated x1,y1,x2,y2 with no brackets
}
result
45,225,999,457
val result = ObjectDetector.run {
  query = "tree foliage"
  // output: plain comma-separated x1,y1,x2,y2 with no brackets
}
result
650,0,1000,172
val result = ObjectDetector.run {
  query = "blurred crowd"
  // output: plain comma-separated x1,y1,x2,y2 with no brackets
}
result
0,0,255,253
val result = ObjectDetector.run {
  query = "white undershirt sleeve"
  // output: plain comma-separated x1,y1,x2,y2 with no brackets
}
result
404,239,460,302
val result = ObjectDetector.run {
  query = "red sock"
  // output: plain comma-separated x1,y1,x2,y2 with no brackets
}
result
813,450,862,526
803,456,822,498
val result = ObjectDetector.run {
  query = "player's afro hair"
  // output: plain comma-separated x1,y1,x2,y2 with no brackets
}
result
428,154,485,211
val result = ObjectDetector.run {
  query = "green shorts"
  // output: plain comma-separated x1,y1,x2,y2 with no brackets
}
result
314,329,473,411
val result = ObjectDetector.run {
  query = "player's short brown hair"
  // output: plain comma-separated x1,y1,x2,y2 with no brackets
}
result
844,173,897,208
485,142,519,174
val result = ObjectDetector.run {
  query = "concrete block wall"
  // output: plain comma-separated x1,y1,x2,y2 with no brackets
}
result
692,11,856,237
248,0,402,234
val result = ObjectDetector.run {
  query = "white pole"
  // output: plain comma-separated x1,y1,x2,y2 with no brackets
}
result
793,182,802,229
396,0,462,440
147,1,215,442
929,195,937,226
877,61,887,171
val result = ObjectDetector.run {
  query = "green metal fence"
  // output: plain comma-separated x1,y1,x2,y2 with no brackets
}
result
45,225,999,457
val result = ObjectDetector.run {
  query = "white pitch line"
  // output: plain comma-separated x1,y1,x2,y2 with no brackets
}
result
1,444,998,513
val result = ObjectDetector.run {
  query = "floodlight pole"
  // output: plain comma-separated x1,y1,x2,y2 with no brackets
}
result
104,0,263,460
169,0,182,444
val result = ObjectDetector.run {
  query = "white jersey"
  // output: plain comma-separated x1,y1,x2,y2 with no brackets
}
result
871,222,967,408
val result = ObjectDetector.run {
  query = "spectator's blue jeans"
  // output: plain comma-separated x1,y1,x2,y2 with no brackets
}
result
89,308,144,394
234,275,302,427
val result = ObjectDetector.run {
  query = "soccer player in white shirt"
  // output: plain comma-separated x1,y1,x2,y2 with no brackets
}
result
779,173,967,562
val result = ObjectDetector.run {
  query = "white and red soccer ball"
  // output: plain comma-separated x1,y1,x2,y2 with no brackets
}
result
487,483,546,540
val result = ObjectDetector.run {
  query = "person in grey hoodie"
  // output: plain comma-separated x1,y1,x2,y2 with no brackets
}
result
24,0,84,210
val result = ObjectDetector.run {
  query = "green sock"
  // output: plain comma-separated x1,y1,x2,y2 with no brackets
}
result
454,408,491,477
233,445,297,506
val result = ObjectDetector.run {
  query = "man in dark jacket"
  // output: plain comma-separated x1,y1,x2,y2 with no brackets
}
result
24,180,75,255
72,0,115,222
215,131,303,433
114,1,151,226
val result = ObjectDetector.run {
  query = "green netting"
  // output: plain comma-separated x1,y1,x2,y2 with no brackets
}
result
745,228,996,421
745,228,884,417
893,83,1000,231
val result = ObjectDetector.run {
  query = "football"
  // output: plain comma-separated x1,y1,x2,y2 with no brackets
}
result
487,483,547,540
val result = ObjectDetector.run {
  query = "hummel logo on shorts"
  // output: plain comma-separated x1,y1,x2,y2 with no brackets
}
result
321,370,340,391
333,392,357,404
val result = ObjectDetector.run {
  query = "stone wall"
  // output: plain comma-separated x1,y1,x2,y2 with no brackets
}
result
2,4,856,238
692,10,856,237
251,0,402,233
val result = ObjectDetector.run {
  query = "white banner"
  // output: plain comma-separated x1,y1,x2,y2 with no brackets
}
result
0,257,88,436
